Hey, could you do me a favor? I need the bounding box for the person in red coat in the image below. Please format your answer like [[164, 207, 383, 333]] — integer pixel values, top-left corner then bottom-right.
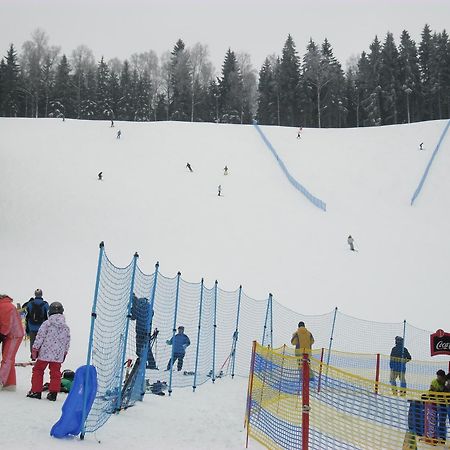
[[0, 294, 25, 390]]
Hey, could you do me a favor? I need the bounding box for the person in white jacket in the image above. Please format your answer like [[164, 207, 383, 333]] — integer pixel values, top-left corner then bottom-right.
[[27, 302, 70, 401]]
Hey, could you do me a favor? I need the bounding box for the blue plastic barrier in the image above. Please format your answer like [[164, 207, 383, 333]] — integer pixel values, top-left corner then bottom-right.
[[51, 365, 98, 439]]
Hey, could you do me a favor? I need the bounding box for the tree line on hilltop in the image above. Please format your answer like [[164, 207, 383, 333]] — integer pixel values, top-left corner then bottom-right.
[[0, 26, 449, 128]]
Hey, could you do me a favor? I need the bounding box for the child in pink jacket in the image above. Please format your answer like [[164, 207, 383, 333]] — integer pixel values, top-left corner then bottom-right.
[[0, 294, 25, 391], [27, 301, 70, 401]]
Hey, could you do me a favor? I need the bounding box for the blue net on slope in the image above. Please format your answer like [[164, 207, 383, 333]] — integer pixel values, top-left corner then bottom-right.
[[84, 244, 450, 436]]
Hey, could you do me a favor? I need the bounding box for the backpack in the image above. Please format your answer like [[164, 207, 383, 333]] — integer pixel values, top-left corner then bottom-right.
[[28, 301, 47, 325]]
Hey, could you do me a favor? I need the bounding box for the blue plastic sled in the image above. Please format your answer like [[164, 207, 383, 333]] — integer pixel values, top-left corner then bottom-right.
[[50, 365, 98, 438]]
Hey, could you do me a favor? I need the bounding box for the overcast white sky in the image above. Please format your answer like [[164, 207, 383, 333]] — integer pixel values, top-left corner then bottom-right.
[[1, 0, 450, 73]]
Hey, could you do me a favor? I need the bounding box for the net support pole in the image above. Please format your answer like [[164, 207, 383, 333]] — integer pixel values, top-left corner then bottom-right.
[[230, 285, 242, 379], [302, 352, 310, 450], [277, 344, 287, 413], [115, 251, 139, 412], [212, 280, 218, 382], [168, 271, 181, 396], [262, 294, 270, 346], [269, 293, 273, 349], [80, 241, 104, 439], [193, 278, 204, 392], [317, 347, 324, 393], [140, 261, 160, 397], [375, 353, 380, 395], [325, 307, 338, 382], [245, 340, 257, 448]]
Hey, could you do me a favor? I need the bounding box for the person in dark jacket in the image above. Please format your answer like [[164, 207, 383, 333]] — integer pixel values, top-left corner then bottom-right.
[[166, 326, 190, 371], [130, 294, 157, 369], [390, 336, 411, 396], [24, 289, 49, 354]]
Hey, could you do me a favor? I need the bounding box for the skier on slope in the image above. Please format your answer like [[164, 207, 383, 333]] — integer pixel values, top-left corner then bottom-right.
[[419, 142, 424, 150], [24, 289, 49, 355], [347, 235, 355, 251], [117, 130, 121, 139], [224, 166, 228, 175], [186, 163, 193, 172], [218, 185, 222, 196], [98, 172, 103, 181]]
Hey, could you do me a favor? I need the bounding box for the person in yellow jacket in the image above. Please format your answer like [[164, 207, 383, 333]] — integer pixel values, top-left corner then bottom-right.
[[291, 321, 314, 357]]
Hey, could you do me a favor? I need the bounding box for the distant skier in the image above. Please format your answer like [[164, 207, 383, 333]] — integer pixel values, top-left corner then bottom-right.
[[224, 166, 228, 175], [186, 163, 193, 172], [98, 172, 103, 181], [117, 130, 121, 139], [111, 119, 114, 128], [347, 235, 355, 251], [419, 142, 424, 150], [297, 127, 303, 139], [218, 185, 222, 196]]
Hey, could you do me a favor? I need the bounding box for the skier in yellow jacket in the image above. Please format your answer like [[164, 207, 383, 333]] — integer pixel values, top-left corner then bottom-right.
[[291, 321, 314, 357]]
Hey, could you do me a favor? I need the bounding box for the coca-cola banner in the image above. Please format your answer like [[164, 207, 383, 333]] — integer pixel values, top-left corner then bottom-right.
[[430, 329, 450, 356]]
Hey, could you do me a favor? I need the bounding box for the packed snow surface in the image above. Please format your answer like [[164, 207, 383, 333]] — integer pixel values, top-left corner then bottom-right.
[[1, 118, 449, 449]]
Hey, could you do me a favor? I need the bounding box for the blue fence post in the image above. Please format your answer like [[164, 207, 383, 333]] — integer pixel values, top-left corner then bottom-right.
[[168, 271, 181, 396], [325, 307, 338, 382], [230, 285, 242, 379], [115, 251, 139, 412], [80, 241, 104, 439], [212, 280, 218, 382], [193, 278, 204, 392], [262, 294, 271, 346], [269, 293, 273, 349], [139, 261, 160, 397]]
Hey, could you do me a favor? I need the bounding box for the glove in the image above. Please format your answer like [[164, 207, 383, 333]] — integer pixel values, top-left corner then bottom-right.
[[0, 333, 6, 343], [166, 340, 171, 345], [31, 348, 39, 361]]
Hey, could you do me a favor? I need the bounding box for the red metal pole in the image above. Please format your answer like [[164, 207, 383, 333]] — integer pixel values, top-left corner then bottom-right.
[[375, 353, 380, 395], [302, 353, 310, 450], [245, 341, 257, 448], [317, 348, 324, 393]]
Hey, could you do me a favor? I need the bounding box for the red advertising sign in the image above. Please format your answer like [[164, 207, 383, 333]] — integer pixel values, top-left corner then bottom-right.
[[430, 329, 450, 356]]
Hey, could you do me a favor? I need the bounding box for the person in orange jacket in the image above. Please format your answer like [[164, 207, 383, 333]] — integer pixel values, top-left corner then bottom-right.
[[0, 294, 25, 390], [291, 321, 314, 357]]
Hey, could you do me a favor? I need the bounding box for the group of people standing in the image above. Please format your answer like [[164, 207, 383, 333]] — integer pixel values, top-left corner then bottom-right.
[[0, 290, 70, 401]]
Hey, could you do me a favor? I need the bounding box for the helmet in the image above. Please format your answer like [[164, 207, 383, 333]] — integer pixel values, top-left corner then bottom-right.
[[49, 301, 64, 315], [35, 288, 43, 297]]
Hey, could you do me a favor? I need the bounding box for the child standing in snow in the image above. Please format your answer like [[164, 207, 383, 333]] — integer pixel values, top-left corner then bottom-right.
[[27, 301, 70, 401]]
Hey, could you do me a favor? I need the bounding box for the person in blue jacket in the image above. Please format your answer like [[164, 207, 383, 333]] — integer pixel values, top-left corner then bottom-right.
[[166, 326, 190, 371], [390, 336, 411, 396], [24, 289, 49, 355], [130, 294, 157, 369]]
